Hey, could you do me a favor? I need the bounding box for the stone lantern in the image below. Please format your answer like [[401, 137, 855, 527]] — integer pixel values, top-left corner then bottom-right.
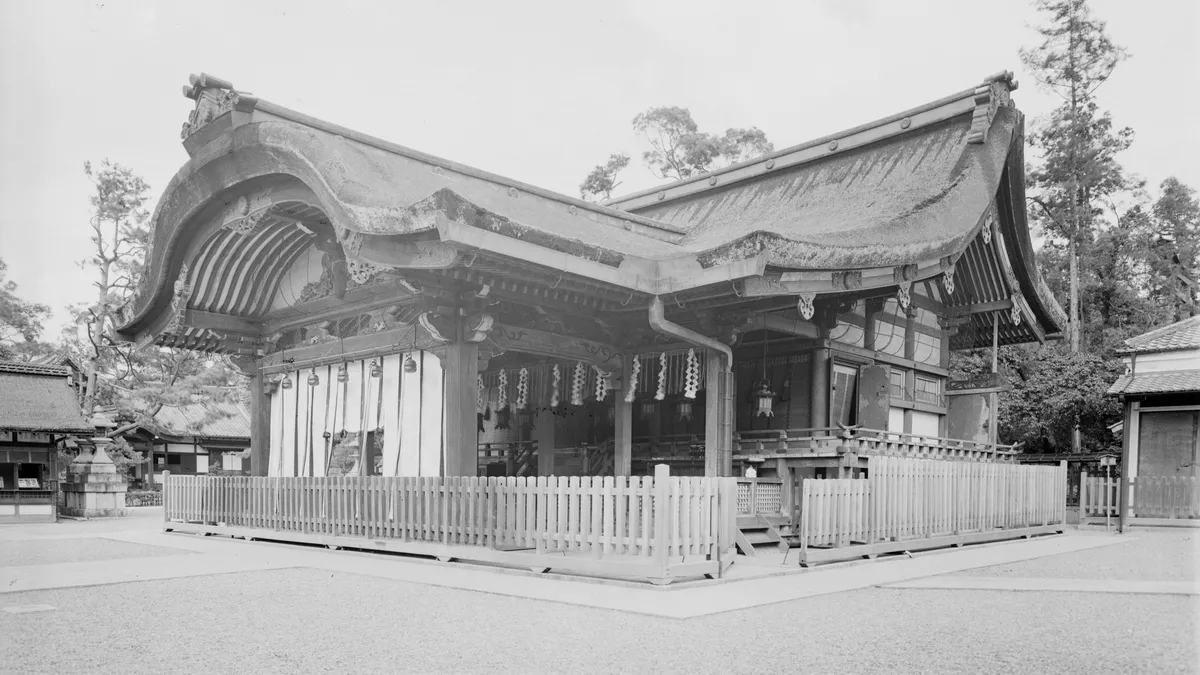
[[60, 437, 129, 518]]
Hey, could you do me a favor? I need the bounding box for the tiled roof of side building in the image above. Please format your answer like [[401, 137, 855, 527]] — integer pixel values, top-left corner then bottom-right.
[[1120, 316, 1200, 354], [1107, 369, 1200, 396], [146, 399, 251, 440]]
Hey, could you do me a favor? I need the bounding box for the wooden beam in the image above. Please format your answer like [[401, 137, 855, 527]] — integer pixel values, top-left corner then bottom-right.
[[259, 324, 440, 374], [183, 310, 263, 334], [490, 323, 623, 372]]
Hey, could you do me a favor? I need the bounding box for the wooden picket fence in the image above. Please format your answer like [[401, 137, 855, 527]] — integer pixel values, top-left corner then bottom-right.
[[1080, 474, 1199, 524], [796, 457, 1067, 564], [1129, 475, 1199, 520], [1079, 471, 1119, 520], [161, 466, 738, 585]]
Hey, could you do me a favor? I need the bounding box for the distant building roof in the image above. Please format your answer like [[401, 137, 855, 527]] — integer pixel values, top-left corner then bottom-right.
[[0, 361, 94, 433], [146, 399, 250, 441], [1107, 369, 1200, 396], [1119, 316, 1200, 355]]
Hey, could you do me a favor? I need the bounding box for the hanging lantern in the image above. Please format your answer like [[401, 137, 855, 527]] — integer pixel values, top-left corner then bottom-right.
[[337, 364, 349, 383], [281, 373, 294, 390], [677, 398, 694, 422], [639, 399, 657, 419], [307, 369, 320, 387], [495, 406, 512, 430], [403, 354, 418, 373], [370, 359, 382, 378], [752, 380, 776, 417]]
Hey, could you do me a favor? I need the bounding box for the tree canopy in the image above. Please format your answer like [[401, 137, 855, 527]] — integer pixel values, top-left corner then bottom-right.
[[0, 258, 51, 360]]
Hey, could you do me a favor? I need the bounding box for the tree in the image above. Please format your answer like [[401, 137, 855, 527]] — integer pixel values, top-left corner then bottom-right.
[[70, 161, 241, 450], [631, 106, 773, 181], [78, 160, 151, 418], [1146, 177, 1199, 320], [0, 258, 51, 360], [1021, 0, 1135, 355], [579, 153, 631, 202]]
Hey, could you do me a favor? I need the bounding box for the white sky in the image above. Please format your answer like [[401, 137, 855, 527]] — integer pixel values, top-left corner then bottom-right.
[[1, 0, 1196, 339]]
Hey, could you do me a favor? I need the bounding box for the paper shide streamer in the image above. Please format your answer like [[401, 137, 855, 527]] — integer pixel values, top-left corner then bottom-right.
[[655, 352, 667, 401], [624, 356, 641, 403], [551, 365, 561, 407], [571, 361, 585, 406], [684, 348, 700, 399]]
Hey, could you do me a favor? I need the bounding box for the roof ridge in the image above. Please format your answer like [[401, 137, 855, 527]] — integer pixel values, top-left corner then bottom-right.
[[605, 70, 1018, 211]]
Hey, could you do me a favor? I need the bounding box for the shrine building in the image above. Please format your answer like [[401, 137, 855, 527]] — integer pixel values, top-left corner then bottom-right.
[[114, 70, 1066, 483]]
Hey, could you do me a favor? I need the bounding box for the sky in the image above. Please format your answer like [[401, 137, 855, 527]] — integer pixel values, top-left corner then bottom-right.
[[1, 0, 1197, 340]]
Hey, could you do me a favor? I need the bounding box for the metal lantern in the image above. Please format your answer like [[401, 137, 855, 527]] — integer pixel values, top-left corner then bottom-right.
[[281, 373, 294, 390], [307, 369, 320, 387], [752, 380, 776, 417], [677, 398, 694, 422], [337, 364, 349, 383], [403, 354, 418, 373], [369, 359, 382, 378], [639, 400, 657, 419], [495, 406, 512, 431]]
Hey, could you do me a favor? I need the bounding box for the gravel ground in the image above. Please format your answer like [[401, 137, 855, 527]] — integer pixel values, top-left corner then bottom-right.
[[0, 537, 190, 567], [960, 529, 1198, 582], [3, 567, 1196, 675]]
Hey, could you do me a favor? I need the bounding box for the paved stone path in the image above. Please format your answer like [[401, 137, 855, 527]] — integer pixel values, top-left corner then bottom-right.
[[1, 511, 1196, 674]]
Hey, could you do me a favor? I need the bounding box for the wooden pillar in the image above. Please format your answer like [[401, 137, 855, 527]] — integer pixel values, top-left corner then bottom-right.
[[903, 305, 917, 435], [1117, 399, 1133, 533], [704, 349, 733, 477], [442, 341, 479, 477], [249, 370, 270, 477], [989, 312, 1000, 447], [535, 407, 556, 476], [614, 354, 633, 477], [810, 347, 830, 429]]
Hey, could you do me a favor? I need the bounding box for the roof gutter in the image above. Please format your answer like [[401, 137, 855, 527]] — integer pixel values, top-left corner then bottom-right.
[[648, 296, 733, 371]]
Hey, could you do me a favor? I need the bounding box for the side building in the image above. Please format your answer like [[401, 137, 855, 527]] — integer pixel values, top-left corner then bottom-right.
[[1109, 315, 1200, 526], [0, 361, 95, 523]]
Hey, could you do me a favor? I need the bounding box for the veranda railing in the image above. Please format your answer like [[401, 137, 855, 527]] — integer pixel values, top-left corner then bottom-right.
[[795, 457, 1067, 564], [161, 465, 738, 585], [734, 427, 1018, 463]]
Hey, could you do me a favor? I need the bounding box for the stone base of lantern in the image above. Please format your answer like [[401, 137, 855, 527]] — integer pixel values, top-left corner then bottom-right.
[[60, 438, 130, 519]]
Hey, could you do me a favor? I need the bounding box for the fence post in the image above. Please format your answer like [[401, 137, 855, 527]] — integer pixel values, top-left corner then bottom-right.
[[653, 464, 671, 583], [161, 471, 171, 530]]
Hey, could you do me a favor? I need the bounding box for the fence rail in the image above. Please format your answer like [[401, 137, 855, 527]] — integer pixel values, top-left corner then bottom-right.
[[795, 457, 1066, 564], [162, 466, 737, 585]]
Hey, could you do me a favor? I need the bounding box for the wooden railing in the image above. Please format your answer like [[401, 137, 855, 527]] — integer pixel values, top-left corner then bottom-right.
[[161, 466, 738, 585], [795, 457, 1066, 564], [734, 427, 1017, 463], [477, 441, 538, 477]]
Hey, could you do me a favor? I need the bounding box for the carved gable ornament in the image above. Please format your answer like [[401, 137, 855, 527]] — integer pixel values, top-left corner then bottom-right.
[[181, 73, 258, 140], [967, 71, 1017, 145]]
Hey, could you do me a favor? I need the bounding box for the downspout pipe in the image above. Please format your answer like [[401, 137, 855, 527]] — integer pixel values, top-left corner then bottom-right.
[[647, 296, 733, 370]]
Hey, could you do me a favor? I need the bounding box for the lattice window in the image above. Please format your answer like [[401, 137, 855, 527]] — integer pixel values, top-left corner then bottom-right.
[[889, 368, 907, 400]]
